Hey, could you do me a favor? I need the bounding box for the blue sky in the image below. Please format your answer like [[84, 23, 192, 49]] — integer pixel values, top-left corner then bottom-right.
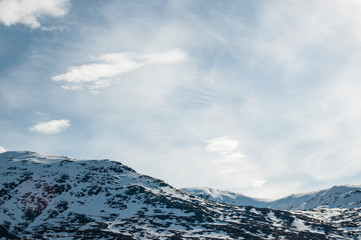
[[1, 0, 361, 199]]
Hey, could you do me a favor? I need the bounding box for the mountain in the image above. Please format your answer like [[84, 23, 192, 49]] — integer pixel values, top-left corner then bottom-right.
[[181, 185, 361, 210], [1, 151, 360, 239], [269, 185, 361, 210], [181, 187, 270, 208]]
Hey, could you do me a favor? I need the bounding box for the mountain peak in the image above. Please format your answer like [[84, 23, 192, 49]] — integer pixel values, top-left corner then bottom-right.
[[0, 151, 73, 163]]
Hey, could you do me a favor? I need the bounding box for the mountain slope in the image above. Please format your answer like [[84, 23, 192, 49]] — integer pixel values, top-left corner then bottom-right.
[[1, 151, 360, 239], [269, 185, 361, 210], [181, 187, 270, 208], [181, 185, 361, 210]]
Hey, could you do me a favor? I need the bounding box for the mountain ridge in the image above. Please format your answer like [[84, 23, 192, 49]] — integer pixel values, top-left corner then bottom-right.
[[1, 151, 360, 239], [181, 184, 361, 210]]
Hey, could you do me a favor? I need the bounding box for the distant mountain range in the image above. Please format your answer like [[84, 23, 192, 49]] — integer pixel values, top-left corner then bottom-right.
[[181, 185, 361, 210], [1, 151, 360, 239]]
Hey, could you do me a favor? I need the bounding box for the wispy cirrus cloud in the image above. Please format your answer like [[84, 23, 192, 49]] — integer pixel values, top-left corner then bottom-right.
[[205, 137, 239, 153], [29, 119, 70, 134], [205, 137, 266, 189], [0, 0, 70, 29], [212, 152, 246, 164], [248, 0, 361, 73], [52, 50, 187, 94]]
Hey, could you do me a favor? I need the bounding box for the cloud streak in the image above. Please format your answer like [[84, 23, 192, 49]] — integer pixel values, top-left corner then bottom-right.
[[52, 50, 187, 94], [205, 137, 238, 153], [0, 0, 69, 29], [205, 137, 267, 190], [29, 119, 70, 134]]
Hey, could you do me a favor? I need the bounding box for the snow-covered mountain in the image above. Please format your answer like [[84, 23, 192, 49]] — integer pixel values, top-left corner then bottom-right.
[[181, 185, 361, 210], [269, 185, 361, 210], [1, 151, 360, 239], [181, 187, 270, 208]]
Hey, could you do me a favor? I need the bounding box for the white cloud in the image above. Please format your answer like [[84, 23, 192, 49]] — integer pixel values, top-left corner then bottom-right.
[[52, 50, 187, 94], [212, 152, 246, 163], [29, 119, 70, 134], [204, 137, 270, 193], [0, 146, 6, 153], [0, 0, 69, 29], [252, 180, 266, 188], [205, 137, 238, 153]]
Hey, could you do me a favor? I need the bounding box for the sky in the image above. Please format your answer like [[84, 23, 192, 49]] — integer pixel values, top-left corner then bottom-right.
[[1, 0, 361, 199]]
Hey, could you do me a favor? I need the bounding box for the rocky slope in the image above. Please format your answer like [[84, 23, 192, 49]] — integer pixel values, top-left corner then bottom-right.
[[1, 151, 360, 239]]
